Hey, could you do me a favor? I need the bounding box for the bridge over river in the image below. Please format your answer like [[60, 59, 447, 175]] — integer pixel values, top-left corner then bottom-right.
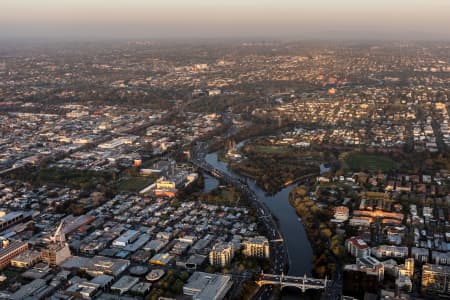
[[257, 273, 328, 293]]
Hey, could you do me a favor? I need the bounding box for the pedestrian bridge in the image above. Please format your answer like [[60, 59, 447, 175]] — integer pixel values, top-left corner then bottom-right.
[[256, 273, 328, 293]]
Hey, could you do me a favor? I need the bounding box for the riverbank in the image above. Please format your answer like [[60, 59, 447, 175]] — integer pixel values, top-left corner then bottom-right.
[[289, 186, 345, 279]]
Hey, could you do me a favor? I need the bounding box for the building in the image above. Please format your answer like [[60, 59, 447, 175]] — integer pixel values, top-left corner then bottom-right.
[[343, 256, 384, 299], [334, 206, 350, 221], [209, 242, 234, 267], [61, 214, 96, 236], [143, 239, 168, 252], [41, 243, 71, 267], [41, 221, 72, 266], [397, 258, 414, 278], [0, 211, 25, 231], [356, 256, 385, 281], [0, 240, 28, 269], [381, 259, 398, 277], [65, 280, 100, 299], [432, 251, 450, 265], [183, 272, 233, 300], [421, 264, 450, 296], [372, 245, 408, 259], [149, 253, 173, 266], [396, 276, 412, 293], [10, 250, 41, 268], [345, 237, 370, 258], [112, 230, 140, 248], [110, 275, 139, 295], [242, 236, 270, 259], [9, 279, 48, 300], [61, 256, 130, 278], [411, 247, 429, 263], [154, 178, 178, 197]]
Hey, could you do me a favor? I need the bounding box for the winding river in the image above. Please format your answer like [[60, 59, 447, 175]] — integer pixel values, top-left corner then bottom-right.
[[204, 151, 315, 298]]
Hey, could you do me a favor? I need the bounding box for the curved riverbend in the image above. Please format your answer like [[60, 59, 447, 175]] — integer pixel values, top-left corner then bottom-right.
[[205, 152, 314, 277]]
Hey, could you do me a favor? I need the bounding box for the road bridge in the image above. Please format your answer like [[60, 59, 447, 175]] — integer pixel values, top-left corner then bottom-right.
[[256, 273, 328, 293]]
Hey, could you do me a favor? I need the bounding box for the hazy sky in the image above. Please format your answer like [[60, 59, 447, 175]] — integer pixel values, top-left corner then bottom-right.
[[1, 0, 450, 40]]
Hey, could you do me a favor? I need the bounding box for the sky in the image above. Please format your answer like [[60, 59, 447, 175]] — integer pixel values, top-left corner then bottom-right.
[[1, 0, 450, 40]]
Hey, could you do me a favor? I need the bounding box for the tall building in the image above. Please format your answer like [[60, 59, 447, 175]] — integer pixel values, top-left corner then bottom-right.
[[209, 242, 234, 267], [41, 221, 71, 267], [421, 264, 450, 296], [242, 236, 270, 259]]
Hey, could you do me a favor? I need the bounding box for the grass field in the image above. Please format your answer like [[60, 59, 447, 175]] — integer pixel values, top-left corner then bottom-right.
[[252, 145, 291, 155], [118, 176, 158, 192], [344, 152, 399, 172]]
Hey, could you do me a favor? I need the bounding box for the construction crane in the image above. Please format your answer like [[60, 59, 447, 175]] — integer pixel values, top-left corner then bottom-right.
[[51, 221, 66, 244]]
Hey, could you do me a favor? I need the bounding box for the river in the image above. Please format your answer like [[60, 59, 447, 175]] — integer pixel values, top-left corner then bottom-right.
[[202, 172, 220, 193], [204, 151, 315, 299]]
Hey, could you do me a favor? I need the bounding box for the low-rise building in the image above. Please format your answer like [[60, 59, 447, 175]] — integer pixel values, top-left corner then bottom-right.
[[111, 275, 139, 295], [149, 253, 173, 266], [61, 256, 130, 278], [10, 250, 41, 268], [183, 272, 233, 300], [112, 230, 140, 248], [0, 240, 28, 269]]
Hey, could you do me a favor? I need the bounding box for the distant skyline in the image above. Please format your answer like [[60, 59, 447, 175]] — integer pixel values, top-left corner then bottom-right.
[[2, 0, 450, 40]]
